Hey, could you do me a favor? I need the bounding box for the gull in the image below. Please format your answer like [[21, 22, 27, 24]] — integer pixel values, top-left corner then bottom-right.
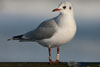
[[8, 1, 76, 65]]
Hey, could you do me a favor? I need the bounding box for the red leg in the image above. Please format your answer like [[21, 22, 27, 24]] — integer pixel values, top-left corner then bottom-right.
[[48, 47, 53, 65], [55, 46, 60, 64]]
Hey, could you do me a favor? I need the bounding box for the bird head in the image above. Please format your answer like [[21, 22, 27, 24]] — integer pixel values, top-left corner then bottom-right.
[[52, 2, 74, 15]]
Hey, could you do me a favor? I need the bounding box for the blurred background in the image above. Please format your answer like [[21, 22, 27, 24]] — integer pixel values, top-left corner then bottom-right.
[[0, 0, 100, 62]]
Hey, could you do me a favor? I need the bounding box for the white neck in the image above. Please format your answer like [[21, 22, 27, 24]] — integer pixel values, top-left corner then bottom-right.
[[55, 13, 75, 28]]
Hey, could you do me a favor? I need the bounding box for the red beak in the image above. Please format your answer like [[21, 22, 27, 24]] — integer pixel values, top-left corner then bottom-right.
[[52, 8, 61, 12]]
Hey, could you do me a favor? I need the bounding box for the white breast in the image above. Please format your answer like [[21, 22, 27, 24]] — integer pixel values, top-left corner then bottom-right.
[[38, 16, 76, 48], [38, 13, 76, 48], [48, 20, 76, 47]]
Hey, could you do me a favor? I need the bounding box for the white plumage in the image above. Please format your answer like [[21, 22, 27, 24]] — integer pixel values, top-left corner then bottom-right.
[[9, 1, 77, 65]]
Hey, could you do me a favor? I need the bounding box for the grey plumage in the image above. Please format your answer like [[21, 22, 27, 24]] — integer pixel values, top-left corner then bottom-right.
[[18, 18, 57, 41], [8, 2, 77, 64]]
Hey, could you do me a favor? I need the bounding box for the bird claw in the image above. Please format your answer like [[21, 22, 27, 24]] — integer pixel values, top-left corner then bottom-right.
[[49, 59, 54, 65], [54, 60, 59, 64], [49, 60, 60, 65]]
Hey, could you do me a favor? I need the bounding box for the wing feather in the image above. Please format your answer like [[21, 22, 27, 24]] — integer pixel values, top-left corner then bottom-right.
[[23, 19, 57, 41]]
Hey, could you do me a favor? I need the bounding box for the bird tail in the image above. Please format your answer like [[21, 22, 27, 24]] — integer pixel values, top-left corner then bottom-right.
[[8, 35, 24, 41]]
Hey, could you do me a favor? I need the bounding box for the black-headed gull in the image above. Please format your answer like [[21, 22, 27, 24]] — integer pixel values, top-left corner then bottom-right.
[[8, 1, 76, 65]]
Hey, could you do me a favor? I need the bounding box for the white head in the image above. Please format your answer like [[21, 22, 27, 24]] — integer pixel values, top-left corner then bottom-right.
[[53, 2, 74, 15]]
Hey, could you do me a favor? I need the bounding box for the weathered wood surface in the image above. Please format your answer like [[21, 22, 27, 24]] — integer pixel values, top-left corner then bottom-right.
[[0, 62, 68, 67], [0, 62, 100, 67]]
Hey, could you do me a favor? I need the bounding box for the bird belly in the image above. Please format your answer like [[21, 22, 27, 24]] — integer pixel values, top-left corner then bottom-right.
[[38, 27, 76, 48]]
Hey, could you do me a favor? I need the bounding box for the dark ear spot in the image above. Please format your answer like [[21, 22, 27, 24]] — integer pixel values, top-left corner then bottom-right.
[[69, 6, 71, 10]]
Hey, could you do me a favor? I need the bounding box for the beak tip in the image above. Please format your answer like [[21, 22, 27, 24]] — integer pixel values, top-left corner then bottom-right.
[[52, 8, 61, 12]]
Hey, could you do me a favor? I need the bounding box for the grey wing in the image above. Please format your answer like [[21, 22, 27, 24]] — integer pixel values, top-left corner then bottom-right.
[[23, 19, 57, 41]]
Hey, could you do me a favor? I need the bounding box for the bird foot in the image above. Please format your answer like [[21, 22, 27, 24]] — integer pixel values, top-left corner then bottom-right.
[[49, 60, 60, 65], [49, 59, 54, 65], [54, 60, 59, 64]]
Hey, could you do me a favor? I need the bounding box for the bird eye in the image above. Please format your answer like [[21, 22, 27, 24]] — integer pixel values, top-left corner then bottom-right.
[[63, 6, 66, 9], [69, 6, 71, 10]]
